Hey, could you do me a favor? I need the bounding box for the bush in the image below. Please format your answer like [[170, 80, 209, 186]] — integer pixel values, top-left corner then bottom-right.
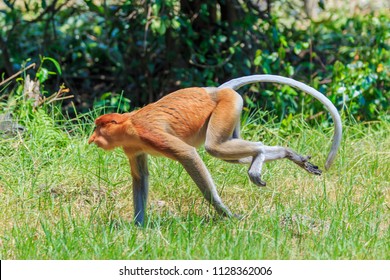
[[0, 1, 388, 121]]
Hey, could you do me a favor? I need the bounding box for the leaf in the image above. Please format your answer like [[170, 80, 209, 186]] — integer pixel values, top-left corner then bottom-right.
[[171, 18, 181, 30], [253, 56, 262, 66], [100, 92, 113, 100], [152, 3, 160, 16], [262, 62, 271, 74], [333, 61, 345, 74], [158, 21, 167, 35], [218, 35, 227, 43], [244, 96, 256, 108], [85, 0, 104, 14], [43, 57, 62, 75], [36, 68, 49, 83], [294, 42, 302, 55], [151, 19, 166, 35], [286, 64, 295, 76], [278, 46, 286, 60]]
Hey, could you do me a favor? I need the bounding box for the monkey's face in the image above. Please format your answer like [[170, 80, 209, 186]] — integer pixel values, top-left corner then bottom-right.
[[88, 113, 130, 150]]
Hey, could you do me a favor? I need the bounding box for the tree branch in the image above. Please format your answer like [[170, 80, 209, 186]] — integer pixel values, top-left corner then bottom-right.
[[0, 63, 36, 87]]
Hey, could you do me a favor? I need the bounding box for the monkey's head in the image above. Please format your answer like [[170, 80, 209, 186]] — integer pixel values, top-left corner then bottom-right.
[[88, 113, 131, 150]]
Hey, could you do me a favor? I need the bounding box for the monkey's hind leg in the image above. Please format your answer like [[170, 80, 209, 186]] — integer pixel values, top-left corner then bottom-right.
[[247, 145, 322, 186]]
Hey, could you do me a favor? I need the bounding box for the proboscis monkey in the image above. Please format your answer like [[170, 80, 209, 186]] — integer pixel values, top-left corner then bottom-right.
[[88, 75, 342, 225]]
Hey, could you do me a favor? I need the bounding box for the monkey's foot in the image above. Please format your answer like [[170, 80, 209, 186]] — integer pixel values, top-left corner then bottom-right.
[[303, 161, 322, 175], [293, 155, 322, 176], [248, 171, 267, 187]]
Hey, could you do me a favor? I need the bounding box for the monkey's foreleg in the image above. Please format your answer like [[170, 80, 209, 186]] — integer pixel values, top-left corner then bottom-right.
[[129, 154, 149, 226], [178, 149, 235, 218]]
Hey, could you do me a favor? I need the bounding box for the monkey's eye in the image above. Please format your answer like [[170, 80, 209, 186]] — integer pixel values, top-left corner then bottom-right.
[[110, 120, 117, 124]]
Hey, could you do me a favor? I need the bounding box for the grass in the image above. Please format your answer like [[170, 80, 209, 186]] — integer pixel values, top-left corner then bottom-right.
[[0, 106, 389, 260]]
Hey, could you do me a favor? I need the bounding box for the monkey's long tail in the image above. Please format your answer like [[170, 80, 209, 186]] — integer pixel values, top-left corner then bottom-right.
[[218, 75, 342, 170]]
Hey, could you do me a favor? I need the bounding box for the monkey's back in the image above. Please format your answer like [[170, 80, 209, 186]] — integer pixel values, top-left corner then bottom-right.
[[132, 87, 216, 147]]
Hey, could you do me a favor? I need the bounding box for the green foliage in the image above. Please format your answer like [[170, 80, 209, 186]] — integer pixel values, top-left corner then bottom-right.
[[0, 1, 388, 121], [332, 59, 387, 120], [1, 55, 64, 113], [93, 91, 132, 113], [312, 14, 390, 121], [36, 56, 62, 84]]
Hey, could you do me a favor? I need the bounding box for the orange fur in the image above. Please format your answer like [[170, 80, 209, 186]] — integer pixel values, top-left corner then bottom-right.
[[89, 83, 327, 225], [89, 88, 217, 157]]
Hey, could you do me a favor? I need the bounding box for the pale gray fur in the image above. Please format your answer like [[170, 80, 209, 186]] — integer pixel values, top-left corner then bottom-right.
[[218, 74, 342, 170]]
